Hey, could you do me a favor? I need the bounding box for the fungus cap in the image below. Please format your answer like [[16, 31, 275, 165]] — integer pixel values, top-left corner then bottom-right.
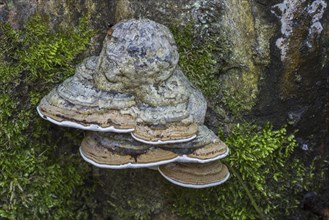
[[37, 68, 136, 132], [80, 131, 182, 168], [158, 160, 230, 188], [79, 126, 229, 168], [79, 134, 178, 169]]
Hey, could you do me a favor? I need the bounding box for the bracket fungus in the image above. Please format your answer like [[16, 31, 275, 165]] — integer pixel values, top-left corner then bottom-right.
[[37, 19, 230, 188], [158, 161, 230, 188], [79, 126, 229, 169]]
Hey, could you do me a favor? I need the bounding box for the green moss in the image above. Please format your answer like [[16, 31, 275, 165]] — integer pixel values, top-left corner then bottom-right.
[[0, 13, 95, 219], [171, 25, 219, 97], [220, 68, 259, 115], [171, 24, 259, 116], [170, 123, 316, 219]]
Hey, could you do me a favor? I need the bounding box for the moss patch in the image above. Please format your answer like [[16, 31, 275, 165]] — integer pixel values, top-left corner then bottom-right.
[[220, 66, 259, 115], [0, 13, 95, 219], [171, 24, 220, 98], [170, 123, 317, 219], [171, 22, 260, 116]]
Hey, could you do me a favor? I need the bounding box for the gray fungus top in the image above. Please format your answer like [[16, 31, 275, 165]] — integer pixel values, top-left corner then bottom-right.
[[94, 19, 179, 92]]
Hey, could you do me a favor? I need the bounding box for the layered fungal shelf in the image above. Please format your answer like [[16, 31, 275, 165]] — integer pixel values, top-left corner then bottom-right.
[[37, 19, 230, 188]]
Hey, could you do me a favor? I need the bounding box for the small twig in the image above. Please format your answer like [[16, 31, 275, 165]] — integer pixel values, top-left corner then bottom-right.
[[225, 163, 267, 220]]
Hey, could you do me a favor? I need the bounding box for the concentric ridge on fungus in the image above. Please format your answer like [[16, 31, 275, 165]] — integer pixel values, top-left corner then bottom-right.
[[158, 161, 230, 188], [37, 18, 230, 188]]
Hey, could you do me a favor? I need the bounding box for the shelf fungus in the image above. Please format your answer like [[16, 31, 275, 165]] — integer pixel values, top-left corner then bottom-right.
[[37, 18, 230, 188], [158, 161, 230, 188], [79, 126, 229, 169]]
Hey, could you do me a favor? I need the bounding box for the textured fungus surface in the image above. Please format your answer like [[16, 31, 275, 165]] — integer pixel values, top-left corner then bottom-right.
[[94, 19, 179, 92], [37, 56, 137, 132], [79, 126, 229, 169]]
